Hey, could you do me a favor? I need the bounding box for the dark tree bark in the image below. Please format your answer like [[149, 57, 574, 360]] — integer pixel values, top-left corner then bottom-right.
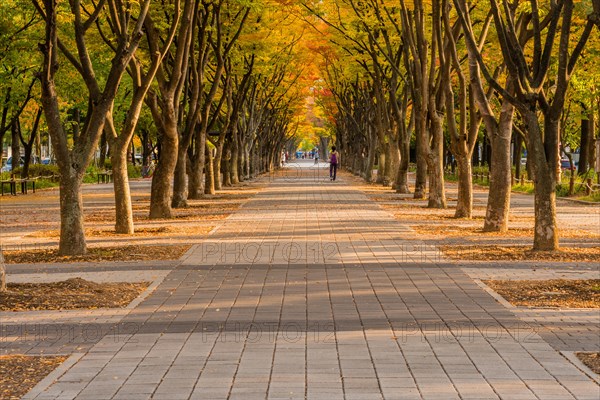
[[35, 0, 152, 254], [10, 120, 20, 173], [145, 0, 196, 218], [455, 0, 595, 249], [579, 118, 590, 175], [18, 108, 43, 178]]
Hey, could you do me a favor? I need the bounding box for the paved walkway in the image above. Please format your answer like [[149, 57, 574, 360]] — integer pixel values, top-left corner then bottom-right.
[[24, 163, 600, 399]]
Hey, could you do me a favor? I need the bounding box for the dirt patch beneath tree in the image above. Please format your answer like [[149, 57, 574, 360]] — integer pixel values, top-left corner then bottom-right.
[[412, 225, 598, 239], [83, 203, 238, 223], [483, 279, 600, 308], [576, 352, 600, 374], [4, 244, 191, 264], [441, 245, 600, 262], [0, 278, 150, 311], [0, 355, 67, 400], [26, 225, 213, 239]]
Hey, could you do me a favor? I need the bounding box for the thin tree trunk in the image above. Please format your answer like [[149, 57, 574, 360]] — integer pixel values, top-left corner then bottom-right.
[[427, 115, 447, 208], [455, 157, 473, 218], [205, 144, 215, 195], [244, 145, 251, 179], [514, 133, 523, 180], [231, 136, 240, 184], [376, 148, 385, 184], [111, 149, 134, 233], [579, 118, 590, 175], [10, 120, 20, 172], [99, 130, 107, 168], [213, 143, 224, 190], [395, 139, 410, 193], [223, 147, 232, 187], [483, 100, 514, 232], [365, 133, 377, 182], [172, 146, 189, 207], [527, 113, 559, 250], [150, 125, 178, 219], [189, 131, 206, 199], [59, 173, 86, 255], [414, 112, 427, 198], [533, 173, 558, 250], [387, 138, 400, 187]]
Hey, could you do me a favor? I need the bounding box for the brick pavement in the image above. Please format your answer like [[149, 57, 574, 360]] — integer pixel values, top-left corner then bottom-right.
[[463, 268, 600, 353], [22, 164, 600, 399]]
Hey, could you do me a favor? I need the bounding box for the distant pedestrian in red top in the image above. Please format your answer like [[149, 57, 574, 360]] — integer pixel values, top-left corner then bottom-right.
[[329, 146, 339, 181]]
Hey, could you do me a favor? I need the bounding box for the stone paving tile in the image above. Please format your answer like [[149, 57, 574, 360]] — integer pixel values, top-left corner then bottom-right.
[[464, 267, 600, 352], [0, 270, 170, 356], [25, 165, 600, 399]]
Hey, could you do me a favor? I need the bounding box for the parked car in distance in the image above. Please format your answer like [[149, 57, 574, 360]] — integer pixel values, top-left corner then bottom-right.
[[1, 156, 44, 172], [560, 158, 576, 171], [1, 156, 23, 173]]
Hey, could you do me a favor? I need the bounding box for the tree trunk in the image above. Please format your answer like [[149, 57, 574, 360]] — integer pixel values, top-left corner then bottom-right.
[[427, 116, 447, 209], [387, 138, 400, 188], [223, 148, 232, 187], [205, 144, 215, 195], [59, 172, 87, 255], [589, 112, 596, 175], [483, 101, 514, 232], [455, 157, 473, 218], [10, 120, 20, 172], [365, 142, 376, 183], [245, 145, 251, 179], [514, 133, 523, 180], [533, 173, 558, 250], [376, 147, 385, 184], [172, 146, 189, 208], [395, 139, 410, 194], [189, 131, 206, 199], [231, 135, 240, 184], [99, 129, 107, 168], [579, 118, 590, 175], [527, 111, 559, 250], [111, 149, 134, 234], [22, 142, 33, 178], [414, 112, 427, 199], [213, 141, 224, 190], [149, 127, 178, 219]]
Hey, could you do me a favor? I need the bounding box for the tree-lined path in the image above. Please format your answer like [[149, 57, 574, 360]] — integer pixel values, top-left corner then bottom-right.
[[26, 161, 599, 400]]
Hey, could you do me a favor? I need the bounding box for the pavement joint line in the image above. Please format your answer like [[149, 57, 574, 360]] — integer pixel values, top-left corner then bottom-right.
[[5, 165, 599, 399], [473, 278, 516, 310], [125, 272, 169, 310], [22, 353, 85, 400], [560, 351, 600, 384]]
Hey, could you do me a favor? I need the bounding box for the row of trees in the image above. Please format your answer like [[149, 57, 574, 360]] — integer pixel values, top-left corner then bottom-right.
[[307, 0, 600, 250], [2, 0, 309, 255]]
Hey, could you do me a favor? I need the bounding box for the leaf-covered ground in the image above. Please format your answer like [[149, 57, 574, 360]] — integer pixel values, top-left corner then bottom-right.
[[4, 244, 191, 264], [442, 245, 600, 262], [411, 224, 599, 239], [0, 278, 149, 311], [0, 355, 67, 400], [483, 279, 600, 308], [576, 352, 600, 374], [25, 225, 213, 239]]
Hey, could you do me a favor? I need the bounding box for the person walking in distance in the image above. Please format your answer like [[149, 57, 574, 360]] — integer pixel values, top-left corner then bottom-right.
[[329, 146, 339, 181]]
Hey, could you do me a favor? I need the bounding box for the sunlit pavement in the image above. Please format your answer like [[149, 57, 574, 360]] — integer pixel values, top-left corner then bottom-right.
[[21, 162, 600, 399]]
